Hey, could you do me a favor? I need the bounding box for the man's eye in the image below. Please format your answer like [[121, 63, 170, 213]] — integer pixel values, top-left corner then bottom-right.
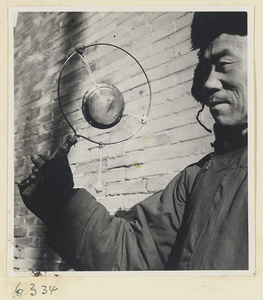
[[219, 60, 232, 65], [216, 61, 233, 72]]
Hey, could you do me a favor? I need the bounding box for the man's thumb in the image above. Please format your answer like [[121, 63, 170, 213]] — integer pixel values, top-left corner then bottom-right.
[[31, 154, 48, 168]]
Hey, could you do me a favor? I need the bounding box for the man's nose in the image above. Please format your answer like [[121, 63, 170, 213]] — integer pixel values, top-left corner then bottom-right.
[[204, 66, 222, 93]]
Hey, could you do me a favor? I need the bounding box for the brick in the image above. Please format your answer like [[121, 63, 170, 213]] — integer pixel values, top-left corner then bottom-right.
[[152, 82, 192, 106], [133, 22, 152, 40], [34, 132, 52, 145], [147, 62, 173, 82], [102, 65, 133, 88], [14, 226, 27, 238], [116, 14, 134, 30], [14, 247, 24, 259], [75, 160, 107, 175], [172, 94, 200, 114], [14, 205, 30, 217], [14, 194, 24, 207], [122, 33, 148, 54], [106, 125, 139, 145], [137, 160, 173, 177], [14, 237, 33, 248], [59, 12, 91, 30], [131, 12, 154, 28], [149, 38, 168, 57], [173, 26, 192, 45], [117, 72, 146, 93], [172, 51, 198, 74], [127, 38, 152, 62], [106, 179, 148, 196], [70, 149, 97, 164], [174, 39, 193, 58], [101, 168, 125, 183], [130, 84, 149, 102], [27, 225, 47, 237], [169, 123, 211, 144], [143, 132, 169, 149], [131, 48, 175, 76], [173, 139, 201, 156], [152, 12, 179, 31], [125, 97, 150, 117], [25, 247, 58, 260], [175, 13, 193, 30], [86, 21, 118, 44], [148, 109, 196, 134], [149, 102, 173, 120], [61, 19, 88, 41], [14, 157, 25, 169], [125, 164, 146, 180], [14, 216, 26, 226], [175, 65, 196, 85], [30, 237, 48, 249], [25, 215, 44, 225], [74, 171, 116, 192], [14, 258, 27, 270], [107, 151, 146, 169], [128, 123, 153, 140], [144, 12, 166, 24], [124, 136, 145, 153], [151, 21, 176, 43], [151, 74, 177, 94]]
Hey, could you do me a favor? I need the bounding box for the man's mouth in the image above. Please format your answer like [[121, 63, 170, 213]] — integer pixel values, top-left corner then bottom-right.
[[210, 101, 226, 108], [208, 96, 230, 109]]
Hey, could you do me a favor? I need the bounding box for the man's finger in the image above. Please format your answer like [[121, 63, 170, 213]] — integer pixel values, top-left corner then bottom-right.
[[31, 154, 47, 168], [28, 173, 37, 183], [32, 166, 39, 175]]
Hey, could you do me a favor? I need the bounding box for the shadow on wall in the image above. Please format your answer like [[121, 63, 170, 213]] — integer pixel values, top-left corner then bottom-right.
[[14, 12, 92, 272]]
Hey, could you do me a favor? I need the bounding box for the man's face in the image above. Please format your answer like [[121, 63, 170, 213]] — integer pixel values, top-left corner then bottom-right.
[[201, 33, 247, 127]]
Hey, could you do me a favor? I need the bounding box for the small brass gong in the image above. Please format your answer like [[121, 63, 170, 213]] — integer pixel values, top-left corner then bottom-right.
[[82, 83, 125, 129]]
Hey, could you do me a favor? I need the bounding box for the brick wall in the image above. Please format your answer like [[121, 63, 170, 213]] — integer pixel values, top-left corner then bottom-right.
[[13, 11, 214, 272]]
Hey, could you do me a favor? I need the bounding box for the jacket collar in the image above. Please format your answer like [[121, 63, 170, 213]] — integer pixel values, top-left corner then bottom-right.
[[212, 123, 248, 154]]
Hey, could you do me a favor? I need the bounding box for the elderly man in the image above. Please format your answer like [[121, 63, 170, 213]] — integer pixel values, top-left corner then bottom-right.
[[19, 12, 249, 270]]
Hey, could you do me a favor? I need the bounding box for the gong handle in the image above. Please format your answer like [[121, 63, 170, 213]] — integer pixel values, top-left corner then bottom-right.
[[49, 135, 78, 160], [19, 135, 78, 197]]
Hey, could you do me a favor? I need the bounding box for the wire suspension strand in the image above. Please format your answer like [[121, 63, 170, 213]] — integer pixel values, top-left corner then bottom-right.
[[78, 51, 97, 86], [57, 51, 78, 137], [94, 145, 103, 193]]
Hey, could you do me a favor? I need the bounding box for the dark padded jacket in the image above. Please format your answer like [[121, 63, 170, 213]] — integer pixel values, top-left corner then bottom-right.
[[45, 141, 248, 271]]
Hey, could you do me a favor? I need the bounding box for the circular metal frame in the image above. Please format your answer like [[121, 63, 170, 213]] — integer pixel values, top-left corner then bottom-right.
[[57, 42, 152, 146]]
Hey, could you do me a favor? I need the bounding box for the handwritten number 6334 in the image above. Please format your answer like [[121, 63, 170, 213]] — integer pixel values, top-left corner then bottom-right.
[[14, 282, 58, 297]]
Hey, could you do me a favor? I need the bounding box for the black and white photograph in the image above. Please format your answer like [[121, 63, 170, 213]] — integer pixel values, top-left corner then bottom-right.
[[9, 7, 254, 276]]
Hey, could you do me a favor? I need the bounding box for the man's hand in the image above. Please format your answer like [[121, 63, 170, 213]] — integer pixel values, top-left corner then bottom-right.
[[18, 154, 74, 224]]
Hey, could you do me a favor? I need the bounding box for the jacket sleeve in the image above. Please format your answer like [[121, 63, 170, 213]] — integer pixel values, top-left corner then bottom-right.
[[45, 166, 199, 271]]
